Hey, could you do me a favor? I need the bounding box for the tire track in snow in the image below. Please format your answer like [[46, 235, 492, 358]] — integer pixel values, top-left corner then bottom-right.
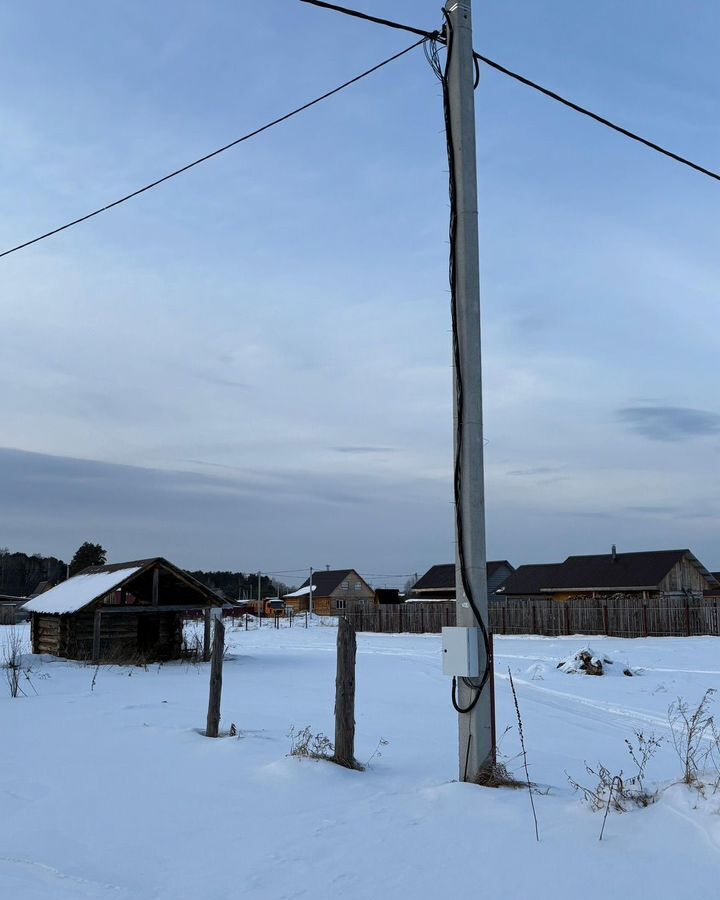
[[495, 673, 673, 733], [0, 856, 126, 895]]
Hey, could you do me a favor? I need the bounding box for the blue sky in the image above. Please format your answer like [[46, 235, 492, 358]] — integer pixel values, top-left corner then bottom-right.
[[1, 1, 718, 580]]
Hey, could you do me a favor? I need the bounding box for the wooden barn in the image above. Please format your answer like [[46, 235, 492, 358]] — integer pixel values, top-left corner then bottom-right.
[[24, 557, 225, 663]]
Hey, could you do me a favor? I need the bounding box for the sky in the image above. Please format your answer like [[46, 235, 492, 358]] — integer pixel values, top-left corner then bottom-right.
[[1, 1, 718, 582]]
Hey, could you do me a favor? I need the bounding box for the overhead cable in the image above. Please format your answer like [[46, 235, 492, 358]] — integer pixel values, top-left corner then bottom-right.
[[302, 1, 720, 183], [473, 51, 720, 183], [0, 38, 425, 260]]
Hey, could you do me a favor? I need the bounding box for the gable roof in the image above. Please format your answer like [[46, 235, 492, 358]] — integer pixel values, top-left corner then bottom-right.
[[23, 557, 225, 615], [298, 569, 368, 595], [413, 561, 513, 592], [497, 550, 716, 595], [496, 563, 564, 596], [549, 549, 704, 591], [23, 565, 144, 614]]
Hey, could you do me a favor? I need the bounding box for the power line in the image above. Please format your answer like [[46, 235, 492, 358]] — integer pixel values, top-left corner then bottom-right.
[[0, 37, 425, 260], [299, 0, 437, 40], [302, 2, 720, 183], [473, 51, 720, 183]]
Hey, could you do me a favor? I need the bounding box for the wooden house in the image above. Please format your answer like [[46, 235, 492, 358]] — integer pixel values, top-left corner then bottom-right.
[[409, 561, 515, 602], [706, 572, 720, 599], [283, 569, 374, 615], [496, 548, 718, 602], [25, 557, 225, 663]]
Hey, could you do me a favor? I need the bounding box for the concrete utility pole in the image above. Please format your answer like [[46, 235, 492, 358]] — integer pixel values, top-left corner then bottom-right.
[[257, 570, 262, 617], [447, 0, 494, 781], [308, 566, 314, 617]]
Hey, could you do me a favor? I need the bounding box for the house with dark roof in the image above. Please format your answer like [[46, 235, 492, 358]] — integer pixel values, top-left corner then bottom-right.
[[706, 572, 720, 599], [283, 569, 375, 615], [496, 548, 718, 601], [25, 557, 225, 662], [409, 561, 514, 602]]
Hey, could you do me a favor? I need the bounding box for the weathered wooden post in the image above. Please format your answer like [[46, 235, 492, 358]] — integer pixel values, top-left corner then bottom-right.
[[203, 608, 212, 662], [333, 617, 357, 769], [205, 617, 225, 738], [92, 609, 102, 663]]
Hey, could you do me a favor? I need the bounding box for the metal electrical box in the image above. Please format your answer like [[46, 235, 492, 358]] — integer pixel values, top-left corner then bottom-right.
[[441, 626, 480, 677]]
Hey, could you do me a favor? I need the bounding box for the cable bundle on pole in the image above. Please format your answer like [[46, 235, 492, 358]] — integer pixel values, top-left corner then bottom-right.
[[426, 19, 492, 715]]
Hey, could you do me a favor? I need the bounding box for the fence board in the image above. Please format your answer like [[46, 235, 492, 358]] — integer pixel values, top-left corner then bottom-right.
[[343, 593, 715, 638]]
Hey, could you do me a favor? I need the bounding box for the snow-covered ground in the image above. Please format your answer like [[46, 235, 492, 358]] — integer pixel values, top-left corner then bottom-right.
[[3, 621, 720, 899]]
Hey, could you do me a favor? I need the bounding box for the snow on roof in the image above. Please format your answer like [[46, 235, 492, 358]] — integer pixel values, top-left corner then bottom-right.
[[22, 567, 142, 615], [283, 585, 316, 598]]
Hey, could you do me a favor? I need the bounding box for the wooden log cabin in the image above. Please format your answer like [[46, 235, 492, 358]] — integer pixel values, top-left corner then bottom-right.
[[495, 548, 718, 602], [24, 557, 225, 663]]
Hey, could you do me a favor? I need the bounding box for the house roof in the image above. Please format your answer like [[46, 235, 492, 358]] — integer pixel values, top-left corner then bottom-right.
[[413, 561, 513, 592], [495, 564, 564, 596], [22, 565, 144, 615], [283, 585, 316, 598], [549, 550, 710, 591], [23, 557, 226, 615], [497, 550, 718, 595], [298, 569, 368, 595]]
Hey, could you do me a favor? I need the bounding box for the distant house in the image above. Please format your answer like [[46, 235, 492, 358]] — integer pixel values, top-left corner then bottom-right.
[[283, 569, 374, 615], [0, 593, 27, 624], [706, 572, 720, 599], [496, 548, 718, 601], [409, 561, 515, 601], [24, 557, 225, 662]]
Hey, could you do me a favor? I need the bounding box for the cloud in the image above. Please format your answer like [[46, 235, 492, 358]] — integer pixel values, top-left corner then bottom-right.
[[616, 406, 720, 441], [0, 447, 449, 572]]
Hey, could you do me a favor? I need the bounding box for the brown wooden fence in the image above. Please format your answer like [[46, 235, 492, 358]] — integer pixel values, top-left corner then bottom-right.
[[344, 593, 720, 638]]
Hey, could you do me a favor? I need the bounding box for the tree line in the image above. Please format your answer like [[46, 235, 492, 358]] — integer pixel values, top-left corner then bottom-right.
[[0, 544, 291, 600]]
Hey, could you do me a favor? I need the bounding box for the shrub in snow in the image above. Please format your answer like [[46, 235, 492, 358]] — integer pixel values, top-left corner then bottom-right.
[[3, 627, 26, 698], [288, 725, 334, 761], [668, 689, 720, 790], [557, 647, 636, 677], [567, 728, 662, 833]]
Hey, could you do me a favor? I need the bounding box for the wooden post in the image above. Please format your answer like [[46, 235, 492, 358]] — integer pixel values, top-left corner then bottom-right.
[[488, 632, 497, 766], [152, 567, 159, 607], [531, 604, 537, 635], [603, 605, 610, 636], [203, 608, 212, 662], [92, 609, 102, 662], [685, 596, 691, 637], [333, 617, 357, 769], [642, 605, 649, 638], [502, 606, 506, 636], [205, 618, 224, 738]]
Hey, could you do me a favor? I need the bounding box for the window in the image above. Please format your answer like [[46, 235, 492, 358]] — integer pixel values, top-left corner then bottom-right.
[[354, 582, 361, 591], [342, 581, 349, 591], [335, 599, 346, 610]]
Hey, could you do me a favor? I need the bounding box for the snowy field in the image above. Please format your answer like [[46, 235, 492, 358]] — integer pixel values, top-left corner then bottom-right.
[[3, 621, 720, 899]]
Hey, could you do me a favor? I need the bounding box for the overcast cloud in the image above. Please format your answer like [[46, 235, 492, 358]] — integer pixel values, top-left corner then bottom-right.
[[0, 1, 718, 578]]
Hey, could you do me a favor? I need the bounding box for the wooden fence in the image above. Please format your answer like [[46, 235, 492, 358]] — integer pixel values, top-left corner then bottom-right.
[[344, 593, 720, 639]]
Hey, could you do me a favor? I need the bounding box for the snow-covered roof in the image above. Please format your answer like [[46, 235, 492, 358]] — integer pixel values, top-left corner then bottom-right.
[[22, 567, 142, 615], [283, 585, 316, 598]]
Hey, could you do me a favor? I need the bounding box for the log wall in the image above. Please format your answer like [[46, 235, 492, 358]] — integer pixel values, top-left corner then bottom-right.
[[31, 611, 184, 661]]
